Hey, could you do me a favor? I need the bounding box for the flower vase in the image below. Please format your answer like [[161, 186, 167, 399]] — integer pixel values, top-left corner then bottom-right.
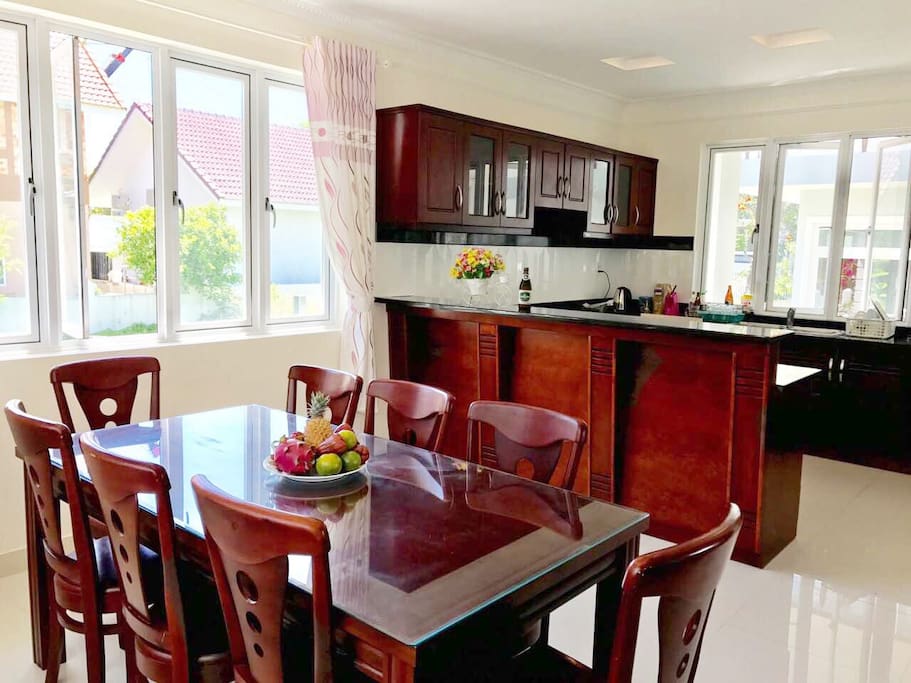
[[462, 277, 490, 304]]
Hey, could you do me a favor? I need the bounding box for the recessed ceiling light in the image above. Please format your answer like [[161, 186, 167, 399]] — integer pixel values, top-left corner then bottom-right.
[[600, 56, 675, 71], [751, 28, 833, 49]]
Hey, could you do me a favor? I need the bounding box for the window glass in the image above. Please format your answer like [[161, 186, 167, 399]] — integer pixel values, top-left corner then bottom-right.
[[266, 81, 327, 321], [0, 23, 37, 342], [174, 63, 249, 327], [702, 147, 763, 303], [768, 140, 840, 313], [837, 136, 911, 319], [51, 32, 157, 337]]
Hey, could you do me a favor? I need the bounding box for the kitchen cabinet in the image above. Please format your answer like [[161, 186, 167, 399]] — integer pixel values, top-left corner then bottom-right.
[[376, 105, 658, 239], [779, 335, 910, 462], [532, 141, 591, 212]]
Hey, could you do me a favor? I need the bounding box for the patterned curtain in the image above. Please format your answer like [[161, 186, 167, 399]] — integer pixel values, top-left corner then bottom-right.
[[303, 37, 376, 385]]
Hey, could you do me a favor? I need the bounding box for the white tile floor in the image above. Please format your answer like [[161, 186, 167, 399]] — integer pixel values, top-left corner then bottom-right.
[[2, 455, 909, 681]]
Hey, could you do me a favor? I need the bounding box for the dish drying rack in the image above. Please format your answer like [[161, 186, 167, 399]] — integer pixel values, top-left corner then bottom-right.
[[845, 301, 895, 339]]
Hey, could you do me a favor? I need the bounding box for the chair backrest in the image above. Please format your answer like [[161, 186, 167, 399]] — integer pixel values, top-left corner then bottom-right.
[[78, 432, 190, 680], [51, 356, 160, 432], [466, 400, 587, 489], [191, 475, 333, 683], [607, 503, 742, 683], [285, 365, 362, 426], [4, 400, 100, 602], [364, 379, 454, 451]]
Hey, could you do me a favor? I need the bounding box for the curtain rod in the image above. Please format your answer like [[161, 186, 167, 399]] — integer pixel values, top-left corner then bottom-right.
[[132, 0, 310, 47]]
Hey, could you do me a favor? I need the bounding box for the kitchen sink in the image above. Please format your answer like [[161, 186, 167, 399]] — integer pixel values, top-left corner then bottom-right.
[[740, 321, 844, 337]]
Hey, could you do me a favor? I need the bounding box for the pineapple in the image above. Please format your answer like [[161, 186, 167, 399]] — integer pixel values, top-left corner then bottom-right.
[[303, 391, 333, 447]]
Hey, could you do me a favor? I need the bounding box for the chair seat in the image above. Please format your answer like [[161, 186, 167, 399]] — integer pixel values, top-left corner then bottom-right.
[[93, 536, 161, 592]]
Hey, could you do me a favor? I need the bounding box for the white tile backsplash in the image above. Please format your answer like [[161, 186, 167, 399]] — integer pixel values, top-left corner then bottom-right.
[[374, 243, 694, 304]]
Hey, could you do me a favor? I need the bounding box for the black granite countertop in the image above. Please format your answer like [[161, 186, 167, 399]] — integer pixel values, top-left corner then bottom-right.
[[376, 296, 794, 342]]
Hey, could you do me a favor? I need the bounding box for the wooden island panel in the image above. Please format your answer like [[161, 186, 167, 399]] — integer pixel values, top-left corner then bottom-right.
[[383, 302, 801, 567]]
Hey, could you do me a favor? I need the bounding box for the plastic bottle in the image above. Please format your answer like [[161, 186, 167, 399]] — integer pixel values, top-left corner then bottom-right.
[[724, 285, 734, 306]]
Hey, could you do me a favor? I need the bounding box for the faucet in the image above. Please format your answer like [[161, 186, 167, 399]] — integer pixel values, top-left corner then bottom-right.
[[786, 307, 796, 329], [597, 269, 611, 299]]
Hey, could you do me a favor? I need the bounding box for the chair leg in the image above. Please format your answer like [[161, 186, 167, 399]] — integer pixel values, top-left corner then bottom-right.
[[82, 611, 105, 683], [43, 614, 63, 683], [119, 620, 142, 683]]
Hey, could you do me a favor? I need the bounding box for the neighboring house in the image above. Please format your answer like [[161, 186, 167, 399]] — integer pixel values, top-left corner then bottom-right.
[[89, 103, 323, 286], [0, 34, 124, 300]]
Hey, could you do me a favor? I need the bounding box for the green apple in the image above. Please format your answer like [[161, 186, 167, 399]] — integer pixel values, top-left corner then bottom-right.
[[341, 450, 362, 472], [315, 453, 343, 476]]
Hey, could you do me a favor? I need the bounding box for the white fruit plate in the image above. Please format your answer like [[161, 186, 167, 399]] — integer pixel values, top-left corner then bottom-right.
[[262, 456, 365, 484]]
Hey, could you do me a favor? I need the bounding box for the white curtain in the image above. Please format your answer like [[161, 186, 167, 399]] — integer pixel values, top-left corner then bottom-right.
[[303, 37, 376, 385]]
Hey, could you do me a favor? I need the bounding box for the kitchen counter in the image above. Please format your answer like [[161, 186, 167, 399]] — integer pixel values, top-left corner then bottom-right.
[[381, 297, 810, 567], [375, 296, 793, 341]]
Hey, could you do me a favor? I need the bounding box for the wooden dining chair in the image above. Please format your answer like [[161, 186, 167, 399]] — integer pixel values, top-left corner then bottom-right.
[[363, 379, 454, 451], [191, 474, 334, 683], [286, 365, 363, 426], [466, 400, 587, 490], [50, 356, 160, 433], [4, 400, 135, 683], [513, 503, 743, 683], [78, 433, 231, 683]]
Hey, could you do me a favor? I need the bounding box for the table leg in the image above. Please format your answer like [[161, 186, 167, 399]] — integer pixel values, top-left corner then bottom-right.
[[24, 467, 50, 669], [592, 536, 639, 678]]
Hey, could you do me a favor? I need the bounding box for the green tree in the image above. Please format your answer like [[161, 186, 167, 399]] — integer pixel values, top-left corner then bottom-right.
[[114, 203, 242, 314]]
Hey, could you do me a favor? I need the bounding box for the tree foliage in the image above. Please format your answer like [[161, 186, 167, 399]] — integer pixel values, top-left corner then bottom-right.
[[114, 203, 242, 313]]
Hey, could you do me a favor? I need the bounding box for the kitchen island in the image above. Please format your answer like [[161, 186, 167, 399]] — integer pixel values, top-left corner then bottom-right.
[[378, 295, 817, 567]]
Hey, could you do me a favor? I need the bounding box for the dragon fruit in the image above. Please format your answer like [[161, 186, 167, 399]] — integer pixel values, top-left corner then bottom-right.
[[273, 438, 315, 475]]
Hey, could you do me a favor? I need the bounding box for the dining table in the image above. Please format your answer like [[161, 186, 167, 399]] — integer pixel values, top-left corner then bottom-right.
[[25, 404, 649, 681]]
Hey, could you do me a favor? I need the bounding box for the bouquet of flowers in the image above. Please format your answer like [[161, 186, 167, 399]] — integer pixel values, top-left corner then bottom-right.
[[449, 248, 505, 280]]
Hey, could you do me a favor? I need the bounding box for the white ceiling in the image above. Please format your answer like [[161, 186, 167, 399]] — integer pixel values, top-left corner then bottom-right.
[[278, 0, 911, 100]]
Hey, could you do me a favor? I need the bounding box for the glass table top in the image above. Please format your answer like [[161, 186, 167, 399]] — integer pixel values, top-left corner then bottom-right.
[[72, 405, 648, 645]]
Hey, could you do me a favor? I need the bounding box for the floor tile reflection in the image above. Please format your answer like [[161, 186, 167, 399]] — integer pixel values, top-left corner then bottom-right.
[[549, 456, 911, 683]]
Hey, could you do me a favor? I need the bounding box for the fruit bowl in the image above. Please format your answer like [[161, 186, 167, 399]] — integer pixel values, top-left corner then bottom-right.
[[264, 421, 370, 484]]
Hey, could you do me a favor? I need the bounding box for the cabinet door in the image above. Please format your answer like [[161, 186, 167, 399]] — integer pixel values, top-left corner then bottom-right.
[[587, 152, 615, 234], [633, 158, 658, 235], [563, 144, 591, 212], [534, 137, 565, 209], [499, 132, 536, 231], [417, 113, 464, 225], [611, 154, 637, 233], [462, 123, 501, 227]]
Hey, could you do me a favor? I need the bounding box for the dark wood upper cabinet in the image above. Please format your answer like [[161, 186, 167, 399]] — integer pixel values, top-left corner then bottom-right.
[[587, 151, 615, 235], [376, 104, 658, 237], [500, 131, 537, 230], [418, 113, 464, 225], [534, 137, 565, 209]]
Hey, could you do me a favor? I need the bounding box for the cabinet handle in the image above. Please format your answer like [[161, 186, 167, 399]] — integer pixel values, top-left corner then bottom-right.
[[634, 206, 640, 226], [455, 184, 463, 210], [827, 357, 834, 382], [563, 176, 570, 198], [556, 176, 563, 198], [839, 358, 846, 384], [493, 190, 502, 216], [500, 191, 506, 216]]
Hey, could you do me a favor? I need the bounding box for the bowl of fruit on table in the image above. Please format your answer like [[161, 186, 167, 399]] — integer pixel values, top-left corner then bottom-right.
[[264, 392, 370, 484]]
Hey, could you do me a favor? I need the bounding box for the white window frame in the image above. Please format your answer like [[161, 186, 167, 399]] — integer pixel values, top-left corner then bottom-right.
[[0, 7, 336, 354], [0, 17, 41, 344], [698, 130, 911, 324]]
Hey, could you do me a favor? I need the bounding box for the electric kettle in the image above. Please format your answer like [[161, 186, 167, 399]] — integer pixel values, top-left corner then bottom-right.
[[614, 287, 635, 313]]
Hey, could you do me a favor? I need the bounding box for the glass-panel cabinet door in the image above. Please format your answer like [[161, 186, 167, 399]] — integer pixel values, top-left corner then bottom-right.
[[463, 124, 500, 227], [500, 133, 535, 230], [587, 154, 614, 235], [612, 155, 635, 232]]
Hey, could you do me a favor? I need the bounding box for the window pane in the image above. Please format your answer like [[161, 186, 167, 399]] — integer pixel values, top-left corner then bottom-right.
[[51, 33, 157, 337], [702, 148, 762, 303], [50, 33, 83, 339], [0, 23, 36, 342], [175, 63, 248, 327], [837, 136, 911, 319], [267, 82, 326, 321], [768, 141, 840, 313]]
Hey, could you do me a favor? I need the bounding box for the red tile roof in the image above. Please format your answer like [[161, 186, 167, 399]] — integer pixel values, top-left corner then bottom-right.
[[50, 34, 124, 109], [129, 104, 318, 204]]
